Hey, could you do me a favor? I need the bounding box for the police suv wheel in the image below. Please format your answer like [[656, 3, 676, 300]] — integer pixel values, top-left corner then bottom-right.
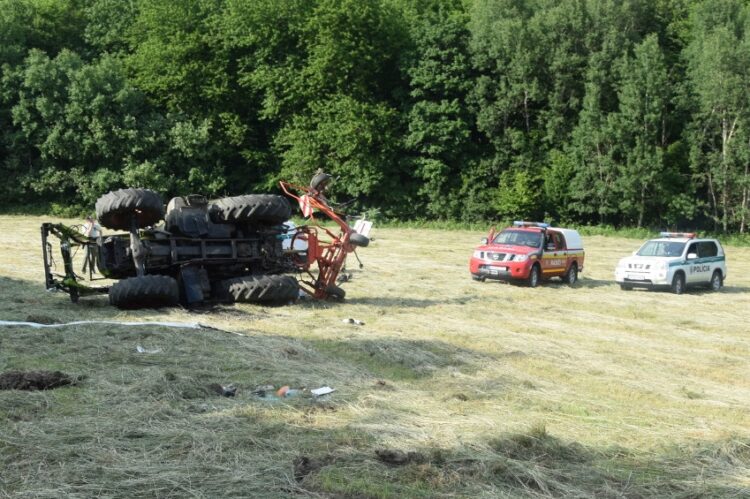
[[709, 270, 723, 292], [671, 272, 685, 295]]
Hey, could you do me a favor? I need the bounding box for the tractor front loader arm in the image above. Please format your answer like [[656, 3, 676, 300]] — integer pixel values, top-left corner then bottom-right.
[[41, 223, 109, 302]]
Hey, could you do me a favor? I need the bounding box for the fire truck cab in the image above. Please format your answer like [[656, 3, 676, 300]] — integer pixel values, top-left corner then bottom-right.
[[469, 222, 585, 287]]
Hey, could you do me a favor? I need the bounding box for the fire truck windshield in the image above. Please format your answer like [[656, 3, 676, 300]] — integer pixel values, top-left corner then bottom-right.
[[494, 230, 542, 248]]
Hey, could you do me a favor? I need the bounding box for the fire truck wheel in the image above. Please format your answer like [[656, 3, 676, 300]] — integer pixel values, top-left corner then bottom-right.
[[216, 274, 299, 304], [109, 275, 179, 309], [325, 284, 346, 301], [210, 195, 292, 225], [349, 233, 369, 247], [527, 264, 541, 288], [565, 262, 578, 286], [95, 188, 164, 230]]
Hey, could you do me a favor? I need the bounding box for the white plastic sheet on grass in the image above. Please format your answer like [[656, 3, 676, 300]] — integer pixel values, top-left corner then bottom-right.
[[0, 320, 204, 329]]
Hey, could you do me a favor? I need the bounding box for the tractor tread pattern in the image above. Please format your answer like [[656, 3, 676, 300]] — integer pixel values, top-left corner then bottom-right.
[[211, 195, 291, 225], [95, 188, 164, 230], [109, 275, 179, 309], [217, 274, 299, 304]]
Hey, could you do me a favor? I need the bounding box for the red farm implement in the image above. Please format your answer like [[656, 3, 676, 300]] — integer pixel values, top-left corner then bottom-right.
[[280, 173, 370, 300]]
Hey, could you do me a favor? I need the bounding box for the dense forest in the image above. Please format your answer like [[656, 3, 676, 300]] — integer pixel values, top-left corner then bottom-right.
[[1, 0, 749, 232]]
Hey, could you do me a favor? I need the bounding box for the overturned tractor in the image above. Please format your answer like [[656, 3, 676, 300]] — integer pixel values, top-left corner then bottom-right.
[[41, 173, 370, 309]]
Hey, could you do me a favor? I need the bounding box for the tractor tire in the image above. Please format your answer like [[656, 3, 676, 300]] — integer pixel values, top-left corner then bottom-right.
[[216, 274, 299, 304], [109, 275, 179, 309], [95, 188, 164, 230], [210, 195, 291, 225], [349, 233, 369, 248], [325, 284, 346, 301]]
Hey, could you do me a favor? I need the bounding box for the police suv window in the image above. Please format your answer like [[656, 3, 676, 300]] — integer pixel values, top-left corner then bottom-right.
[[698, 241, 718, 258], [687, 243, 698, 257]]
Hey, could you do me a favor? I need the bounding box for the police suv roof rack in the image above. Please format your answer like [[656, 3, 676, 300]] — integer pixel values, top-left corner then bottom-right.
[[659, 231, 696, 239], [513, 221, 550, 229]]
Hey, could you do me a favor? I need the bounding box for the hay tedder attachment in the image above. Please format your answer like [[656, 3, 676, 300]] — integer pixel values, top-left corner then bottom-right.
[[280, 173, 371, 300]]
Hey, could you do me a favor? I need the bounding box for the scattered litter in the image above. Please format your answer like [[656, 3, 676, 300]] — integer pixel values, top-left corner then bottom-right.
[[276, 385, 301, 398], [342, 318, 365, 326], [374, 379, 395, 391], [252, 384, 275, 396], [310, 386, 335, 397], [207, 383, 237, 397], [0, 370, 78, 391], [136, 345, 162, 354]]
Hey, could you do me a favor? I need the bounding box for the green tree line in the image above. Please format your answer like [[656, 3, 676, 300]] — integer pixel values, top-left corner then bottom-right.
[[1, 0, 750, 232]]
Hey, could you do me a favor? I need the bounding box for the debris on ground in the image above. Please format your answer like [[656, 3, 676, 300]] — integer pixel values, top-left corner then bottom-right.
[[207, 383, 237, 397], [136, 345, 162, 354], [342, 318, 365, 326], [337, 273, 353, 283], [374, 379, 395, 391], [251, 384, 275, 397], [375, 449, 426, 466], [276, 385, 301, 397], [0, 370, 78, 391], [310, 386, 335, 397]]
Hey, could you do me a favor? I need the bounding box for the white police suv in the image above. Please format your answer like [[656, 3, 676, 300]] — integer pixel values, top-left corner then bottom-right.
[[614, 233, 726, 294]]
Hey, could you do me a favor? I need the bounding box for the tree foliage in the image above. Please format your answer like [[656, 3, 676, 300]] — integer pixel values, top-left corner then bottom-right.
[[0, 0, 749, 231]]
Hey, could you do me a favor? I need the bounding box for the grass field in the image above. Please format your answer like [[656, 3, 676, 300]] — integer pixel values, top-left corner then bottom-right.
[[1, 215, 749, 498]]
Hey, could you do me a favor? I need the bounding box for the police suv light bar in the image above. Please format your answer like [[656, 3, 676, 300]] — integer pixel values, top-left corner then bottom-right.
[[513, 221, 550, 228], [659, 232, 696, 239]]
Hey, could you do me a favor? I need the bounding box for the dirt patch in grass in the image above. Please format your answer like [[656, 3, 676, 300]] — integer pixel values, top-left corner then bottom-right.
[[24, 314, 58, 324], [0, 370, 77, 390], [375, 449, 427, 466], [293, 455, 334, 482]]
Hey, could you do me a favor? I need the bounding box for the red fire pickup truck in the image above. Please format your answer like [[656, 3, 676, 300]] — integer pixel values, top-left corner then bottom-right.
[[469, 221, 585, 287]]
